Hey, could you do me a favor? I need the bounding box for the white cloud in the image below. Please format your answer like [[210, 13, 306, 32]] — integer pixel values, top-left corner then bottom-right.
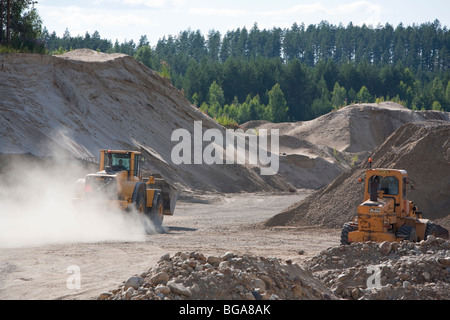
[[189, 7, 246, 17], [41, 5, 156, 41], [121, 0, 185, 9]]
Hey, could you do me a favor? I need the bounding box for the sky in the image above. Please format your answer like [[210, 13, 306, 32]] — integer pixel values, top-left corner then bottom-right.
[[36, 0, 450, 45]]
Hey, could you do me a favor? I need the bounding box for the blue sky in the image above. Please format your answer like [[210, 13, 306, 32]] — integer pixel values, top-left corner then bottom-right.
[[37, 0, 450, 45]]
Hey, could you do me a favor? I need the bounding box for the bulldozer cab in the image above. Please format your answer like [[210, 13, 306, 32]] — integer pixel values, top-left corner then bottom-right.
[[100, 150, 144, 179], [364, 169, 408, 216], [368, 175, 399, 198]]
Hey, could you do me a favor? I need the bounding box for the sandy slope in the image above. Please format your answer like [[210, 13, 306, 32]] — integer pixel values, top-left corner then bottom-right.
[[264, 121, 450, 231]]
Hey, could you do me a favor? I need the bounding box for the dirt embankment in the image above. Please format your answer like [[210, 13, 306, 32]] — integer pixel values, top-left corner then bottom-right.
[[0, 50, 289, 193], [3, 50, 449, 194], [263, 121, 450, 231]]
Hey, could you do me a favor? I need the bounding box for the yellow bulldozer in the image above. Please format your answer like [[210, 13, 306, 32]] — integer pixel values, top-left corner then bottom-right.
[[74, 150, 177, 227], [341, 160, 449, 245]]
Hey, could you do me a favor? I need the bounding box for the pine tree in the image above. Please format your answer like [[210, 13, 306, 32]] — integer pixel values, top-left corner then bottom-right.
[[267, 84, 289, 123]]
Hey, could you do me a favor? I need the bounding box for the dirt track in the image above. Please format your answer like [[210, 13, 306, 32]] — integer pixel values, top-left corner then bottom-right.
[[0, 191, 340, 300]]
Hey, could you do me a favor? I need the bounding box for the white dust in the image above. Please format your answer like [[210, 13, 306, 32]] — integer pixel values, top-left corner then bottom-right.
[[0, 155, 157, 248]]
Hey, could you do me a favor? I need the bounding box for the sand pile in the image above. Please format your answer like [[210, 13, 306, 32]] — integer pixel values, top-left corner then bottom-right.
[[244, 103, 449, 189], [0, 50, 294, 193], [244, 102, 449, 154], [264, 121, 450, 230], [1, 50, 449, 194]]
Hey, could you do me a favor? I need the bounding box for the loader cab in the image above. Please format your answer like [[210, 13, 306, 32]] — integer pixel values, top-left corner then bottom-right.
[[100, 150, 144, 180], [364, 169, 408, 215]]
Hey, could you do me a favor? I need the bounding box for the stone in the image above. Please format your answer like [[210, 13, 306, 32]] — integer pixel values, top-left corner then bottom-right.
[[253, 278, 266, 291], [351, 288, 360, 300], [291, 285, 303, 299], [207, 256, 222, 265], [403, 281, 412, 290], [155, 285, 171, 295], [379, 241, 392, 256], [124, 276, 144, 290], [124, 287, 135, 300], [221, 252, 235, 260], [167, 281, 192, 297], [150, 272, 170, 286], [99, 292, 112, 300], [160, 253, 171, 261]]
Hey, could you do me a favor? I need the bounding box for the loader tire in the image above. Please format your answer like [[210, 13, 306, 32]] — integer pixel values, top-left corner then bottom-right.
[[150, 195, 164, 228], [396, 225, 417, 242], [135, 191, 147, 215], [341, 223, 357, 245], [424, 222, 439, 240]]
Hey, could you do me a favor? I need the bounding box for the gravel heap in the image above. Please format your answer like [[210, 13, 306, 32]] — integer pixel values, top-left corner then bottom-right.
[[98, 251, 336, 300], [97, 238, 450, 301], [303, 236, 450, 300]]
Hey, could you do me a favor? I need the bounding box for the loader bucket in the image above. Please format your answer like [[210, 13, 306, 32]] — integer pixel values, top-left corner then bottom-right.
[[154, 178, 178, 215]]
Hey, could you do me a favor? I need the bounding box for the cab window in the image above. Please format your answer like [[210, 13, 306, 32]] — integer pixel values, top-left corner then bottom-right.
[[368, 176, 399, 196], [105, 153, 131, 171]]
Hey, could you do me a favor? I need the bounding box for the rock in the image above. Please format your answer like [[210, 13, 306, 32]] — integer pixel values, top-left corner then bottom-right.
[[155, 285, 171, 295], [245, 292, 256, 300], [251, 290, 263, 300], [218, 261, 229, 270], [160, 253, 171, 261], [167, 281, 192, 298], [403, 281, 412, 290], [124, 276, 144, 290], [207, 256, 222, 265], [331, 283, 344, 296], [221, 252, 235, 260], [291, 285, 303, 299], [99, 292, 112, 300], [253, 278, 266, 291], [438, 257, 450, 266], [124, 287, 135, 300], [379, 241, 392, 256], [351, 288, 360, 300], [260, 275, 274, 288], [150, 272, 170, 286]]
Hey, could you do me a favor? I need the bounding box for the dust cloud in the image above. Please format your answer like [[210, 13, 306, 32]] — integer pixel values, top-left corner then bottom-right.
[[0, 154, 156, 248]]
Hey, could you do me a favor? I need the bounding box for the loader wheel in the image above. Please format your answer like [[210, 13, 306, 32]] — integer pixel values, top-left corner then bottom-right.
[[396, 225, 417, 242], [135, 191, 147, 215], [150, 195, 164, 227], [424, 222, 439, 240], [341, 223, 357, 245]]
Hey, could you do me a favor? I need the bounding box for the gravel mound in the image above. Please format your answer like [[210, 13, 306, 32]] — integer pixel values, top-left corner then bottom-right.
[[98, 238, 450, 301], [263, 121, 450, 230], [304, 237, 450, 300], [98, 251, 336, 300]]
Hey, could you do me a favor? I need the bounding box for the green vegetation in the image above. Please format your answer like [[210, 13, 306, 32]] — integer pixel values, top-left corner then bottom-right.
[[2, 3, 449, 124], [0, 0, 45, 53]]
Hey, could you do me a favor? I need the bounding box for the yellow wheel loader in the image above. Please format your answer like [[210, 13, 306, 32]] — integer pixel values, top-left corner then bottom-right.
[[74, 150, 177, 227], [341, 160, 449, 245]]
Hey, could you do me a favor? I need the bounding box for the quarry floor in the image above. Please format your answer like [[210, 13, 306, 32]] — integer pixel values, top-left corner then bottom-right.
[[0, 191, 340, 300]]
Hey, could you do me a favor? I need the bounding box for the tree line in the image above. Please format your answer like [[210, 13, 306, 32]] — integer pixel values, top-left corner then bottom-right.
[[2, 2, 449, 124], [0, 0, 44, 52], [41, 21, 450, 124]]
